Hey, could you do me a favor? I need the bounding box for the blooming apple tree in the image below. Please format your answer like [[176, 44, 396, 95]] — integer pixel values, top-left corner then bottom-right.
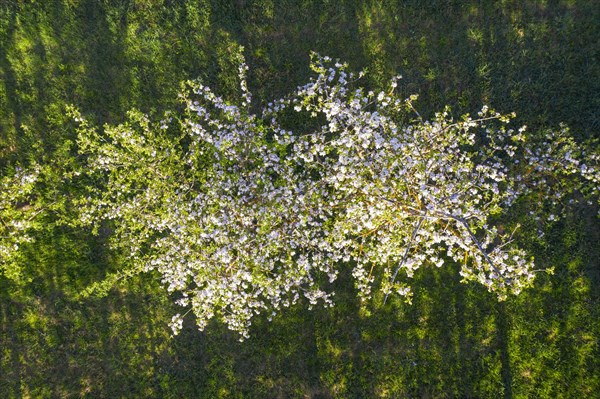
[[41, 55, 600, 338]]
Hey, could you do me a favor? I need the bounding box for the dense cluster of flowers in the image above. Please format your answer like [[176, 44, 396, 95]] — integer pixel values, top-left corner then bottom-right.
[[26, 55, 600, 338]]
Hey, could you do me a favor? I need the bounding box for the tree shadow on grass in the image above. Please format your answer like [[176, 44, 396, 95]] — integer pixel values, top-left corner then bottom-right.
[[0, 4, 24, 165]]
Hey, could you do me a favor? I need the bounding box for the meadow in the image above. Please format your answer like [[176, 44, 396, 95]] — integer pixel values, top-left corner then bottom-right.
[[0, 1, 598, 397]]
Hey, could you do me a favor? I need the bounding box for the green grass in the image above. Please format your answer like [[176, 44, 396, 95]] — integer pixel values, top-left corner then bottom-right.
[[1, 0, 598, 397]]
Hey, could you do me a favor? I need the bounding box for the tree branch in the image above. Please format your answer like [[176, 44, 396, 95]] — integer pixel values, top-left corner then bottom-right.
[[437, 211, 504, 277], [384, 211, 426, 304]]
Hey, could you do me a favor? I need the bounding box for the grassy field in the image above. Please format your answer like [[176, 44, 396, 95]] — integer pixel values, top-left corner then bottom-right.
[[1, 1, 598, 397]]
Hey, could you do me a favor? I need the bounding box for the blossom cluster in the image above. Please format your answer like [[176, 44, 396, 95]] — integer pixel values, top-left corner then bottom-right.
[[66, 54, 597, 339]]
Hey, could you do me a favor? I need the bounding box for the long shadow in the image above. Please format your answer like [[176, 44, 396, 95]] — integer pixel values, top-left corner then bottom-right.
[[548, 208, 599, 397], [469, 0, 599, 136], [76, 0, 131, 124], [0, 296, 23, 398], [315, 0, 599, 136], [0, 6, 26, 398], [495, 301, 513, 399], [0, 4, 24, 165]]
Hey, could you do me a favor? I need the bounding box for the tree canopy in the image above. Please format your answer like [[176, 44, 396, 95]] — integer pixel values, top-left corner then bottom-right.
[[2, 55, 598, 340]]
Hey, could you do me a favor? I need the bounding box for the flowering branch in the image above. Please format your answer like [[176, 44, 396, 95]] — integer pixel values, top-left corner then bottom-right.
[[2, 53, 595, 339]]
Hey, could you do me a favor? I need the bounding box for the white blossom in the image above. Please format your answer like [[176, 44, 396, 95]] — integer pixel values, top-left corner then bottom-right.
[[57, 54, 600, 339]]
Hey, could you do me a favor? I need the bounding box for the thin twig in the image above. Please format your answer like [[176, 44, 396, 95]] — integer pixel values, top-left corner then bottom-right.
[[384, 211, 427, 304]]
